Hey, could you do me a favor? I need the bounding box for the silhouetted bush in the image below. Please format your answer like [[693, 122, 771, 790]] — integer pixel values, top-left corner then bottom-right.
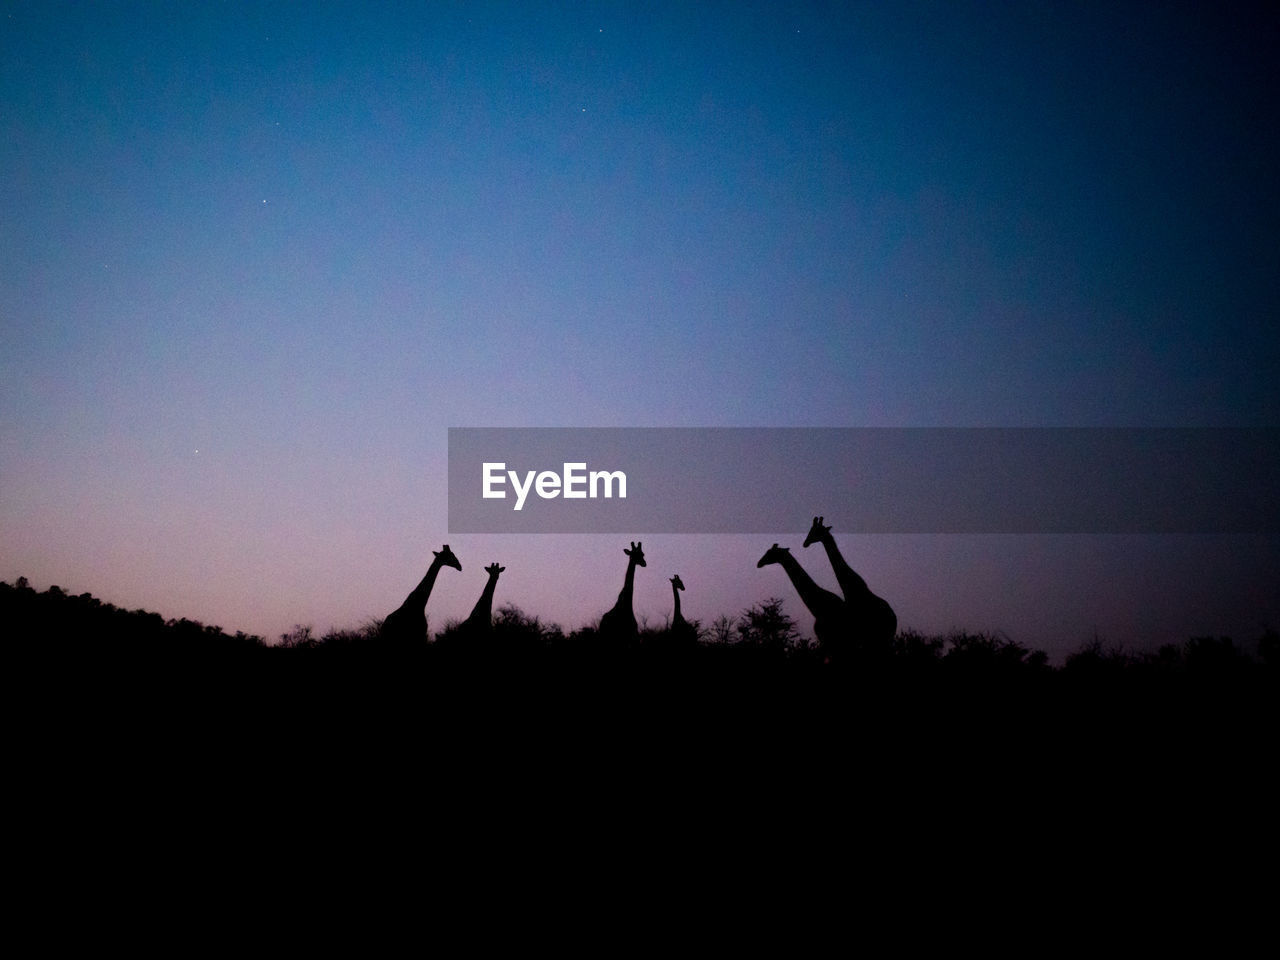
[[279, 624, 319, 649], [5, 574, 1271, 733], [1184, 635, 1249, 675], [705, 614, 737, 646], [734, 598, 805, 654], [2, 577, 266, 662], [1063, 637, 1134, 677], [319, 619, 384, 647], [1259, 628, 1278, 667], [892, 629, 945, 667]]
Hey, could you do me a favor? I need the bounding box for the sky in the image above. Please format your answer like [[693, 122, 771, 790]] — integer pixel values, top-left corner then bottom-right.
[[2, 2, 1277, 659]]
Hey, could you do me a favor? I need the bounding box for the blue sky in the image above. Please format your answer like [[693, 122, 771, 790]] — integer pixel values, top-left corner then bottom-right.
[[3, 2, 1277, 656]]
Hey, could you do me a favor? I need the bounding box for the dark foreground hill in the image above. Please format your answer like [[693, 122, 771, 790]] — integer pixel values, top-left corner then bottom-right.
[[8, 576, 1274, 897], [7, 576, 1271, 751]]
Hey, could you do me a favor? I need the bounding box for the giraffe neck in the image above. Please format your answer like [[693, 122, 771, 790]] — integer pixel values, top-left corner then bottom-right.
[[618, 557, 638, 611], [468, 572, 500, 624], [407, 558, 445, 609], [818, 532, 845, 571], [672, 583, 683, 621], [775, 550, 829, 617], [819, 531, 870, 599]]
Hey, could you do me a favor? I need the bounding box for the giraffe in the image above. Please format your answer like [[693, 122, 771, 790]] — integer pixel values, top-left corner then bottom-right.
[[803, 516, 897, 656], [756, 543, 853, 660], [598, 541, 645, 639], [459, 562, 505, 637], [669, 574, 688, 630], [667, 574, 697, 645], [379, 545, 461, 645]]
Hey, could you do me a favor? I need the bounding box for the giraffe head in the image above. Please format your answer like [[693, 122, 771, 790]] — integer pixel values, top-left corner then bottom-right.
[[625, 541, 646, 567], [803, 516, 832, 548], [670, 574, 685, 592], [485, 562, 505, 577], [434, 545, 462, 571], [757, 543, 790, 567]]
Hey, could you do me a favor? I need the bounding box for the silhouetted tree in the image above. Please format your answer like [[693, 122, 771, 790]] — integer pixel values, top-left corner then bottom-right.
[[942, 631, 1045, 675], [706, 614, 737, 646], [736, 599, 803, 654]]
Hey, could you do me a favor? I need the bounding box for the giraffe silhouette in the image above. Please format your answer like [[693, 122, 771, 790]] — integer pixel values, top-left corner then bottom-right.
[[598, 541, 645, 639], [756, 543, 853, 660], [379, 544, 461, 645], [667, 574, 697, 645], [804, 516, 897, 656], [459, 562, 505, 638]]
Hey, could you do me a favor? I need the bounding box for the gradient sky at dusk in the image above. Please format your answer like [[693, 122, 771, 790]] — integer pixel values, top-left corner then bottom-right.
[[3, 2, 1277, 658]]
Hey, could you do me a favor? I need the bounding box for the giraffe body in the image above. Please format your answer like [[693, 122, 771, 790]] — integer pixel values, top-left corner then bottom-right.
[[380, 545, 461, 645], [667, 574, 697, 645], [599, 542, 645, 639], [757, 543, 855, 659], [804, 516, 897, 657]]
